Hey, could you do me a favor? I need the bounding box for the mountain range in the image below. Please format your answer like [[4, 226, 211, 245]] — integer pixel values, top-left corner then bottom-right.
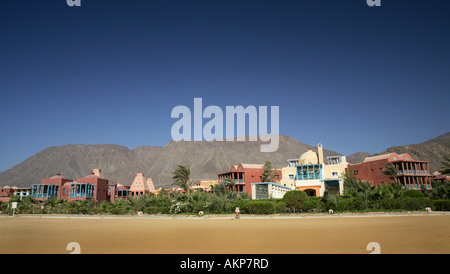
[[0, 132, 448, 188], [373, 132, 450, 174]]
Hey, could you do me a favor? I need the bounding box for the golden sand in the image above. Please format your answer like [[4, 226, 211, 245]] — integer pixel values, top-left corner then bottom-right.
[[0, 214, 449, 254]]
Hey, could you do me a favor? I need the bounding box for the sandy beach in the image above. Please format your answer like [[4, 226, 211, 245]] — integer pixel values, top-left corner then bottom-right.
[[0, 213, 449, 254]]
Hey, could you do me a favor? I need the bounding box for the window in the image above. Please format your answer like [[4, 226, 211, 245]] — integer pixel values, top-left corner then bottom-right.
[[353, 170, 358, 175], [332, 172, 338, 177], [289, 174, 295, 180]]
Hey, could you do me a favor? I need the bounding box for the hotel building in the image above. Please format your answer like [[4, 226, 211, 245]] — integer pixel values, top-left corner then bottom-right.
[[251, 144, 348, 199], [348, 152, 432, 189], [293, 144, 347, 197], [217, 163, 282, 195], [0, 186, 32, 202], [129, 173, 156, 196], [31, 169, 127, 203], [192, 180, 219, 192]]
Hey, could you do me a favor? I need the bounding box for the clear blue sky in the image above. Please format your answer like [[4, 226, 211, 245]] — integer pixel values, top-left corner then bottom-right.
[[0, 0, 449, 172]]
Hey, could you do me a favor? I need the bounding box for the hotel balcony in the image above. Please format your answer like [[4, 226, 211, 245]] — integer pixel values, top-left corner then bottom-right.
[[115, 189, 130, 200], [296, 164, 323, 181], [68, 183, 95, 199], [297, 173, 321, 180], [398, 170, 429, 175], [31, 184, 59, 199]]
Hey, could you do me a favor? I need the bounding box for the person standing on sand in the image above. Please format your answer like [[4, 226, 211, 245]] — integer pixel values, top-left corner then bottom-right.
[[235, 207, 240, 219]]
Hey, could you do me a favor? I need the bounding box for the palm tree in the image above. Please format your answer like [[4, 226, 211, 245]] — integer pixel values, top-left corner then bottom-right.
[[381, 163, 399, 184], [439, 155, 450, 174], [212, 182, 228, 195], [343, 169, 358, 198], [356, 180, 372, 202], [172, 164, 196, 197], [224, 178, 237, 193]]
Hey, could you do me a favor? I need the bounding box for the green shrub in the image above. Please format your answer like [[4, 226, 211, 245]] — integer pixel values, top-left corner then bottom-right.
[[323, 194, 340, 211], [273, 201, 287, 213], [282, 190, 308, 212], [239, 200, 276, 214], [338, 197, 367, 212], [302, 197, 323, 212], [432, 200, 450, 211], [369, 199, 405, 211], [205, 195, 226, 214], [146, 206, 170, 214], [404, 197, 431, 211], [368, 197, 432, 211], [403, 189, 425, 198]]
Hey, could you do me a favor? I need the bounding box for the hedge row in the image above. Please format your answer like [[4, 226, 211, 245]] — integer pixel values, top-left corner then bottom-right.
[[234, 200, 285, 214], [233, 197, 450, 214], [432, 200, 450, 211], [2, 195, 449, 215]]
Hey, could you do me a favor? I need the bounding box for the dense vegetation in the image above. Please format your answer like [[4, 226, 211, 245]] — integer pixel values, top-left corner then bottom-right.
[[1, 178, 449, 216]]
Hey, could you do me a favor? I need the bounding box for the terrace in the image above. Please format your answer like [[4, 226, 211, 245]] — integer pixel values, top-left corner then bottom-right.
[[68, 182, 95, 199], [31, 184, 59, 199]]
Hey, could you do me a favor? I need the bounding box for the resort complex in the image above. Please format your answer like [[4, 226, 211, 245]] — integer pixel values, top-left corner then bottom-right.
[[0, 170, 156, 204], [0, 143, 448, 205], [251, 144, 348, 199]]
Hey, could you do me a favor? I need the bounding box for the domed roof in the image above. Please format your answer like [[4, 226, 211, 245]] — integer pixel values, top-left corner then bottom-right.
[[298, 150, 318, 165], [49, 173, 66, 180], [85, 172, 100, 179]]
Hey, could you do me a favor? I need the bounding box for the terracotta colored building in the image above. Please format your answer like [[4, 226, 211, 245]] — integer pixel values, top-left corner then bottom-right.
[[431, 172, 450, 183], [31, 169, 120, 203], [0, 186, 14, 203], [67, 172, 110, 202], [31, 173, 73, 201], [108, 183, 130, 201], [348, 152, 432, 189], [217, 163, 282, 195], [0, 186, 31, 202]]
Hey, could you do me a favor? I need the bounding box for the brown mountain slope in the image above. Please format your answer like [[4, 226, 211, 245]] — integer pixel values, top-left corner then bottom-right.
[[0, 135, 339, 189], [346, 152, 371, 164], [373, 132, 450, 173], [0, 144, 148, 189], [139, 136, 340, 187]]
